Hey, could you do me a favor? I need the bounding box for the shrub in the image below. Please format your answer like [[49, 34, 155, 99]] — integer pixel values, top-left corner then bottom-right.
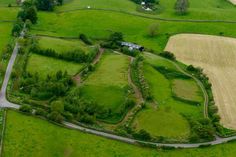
[[79, 34, 92, 45], [133, 129, 151, 141], [47, 111, 64, 123], [159, 51, 176, 60], [35, 108, 47, 117], [19, 105, 32, 113]]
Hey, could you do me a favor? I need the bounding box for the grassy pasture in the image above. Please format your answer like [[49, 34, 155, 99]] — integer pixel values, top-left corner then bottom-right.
[[37, 36, 90, 54], [172, 79, 203, 103], [0, 7, 18, 20], [133, 104, 190, 139], [4, 110, 236, 157], [80, 52, 130, 122], [26, 53, 83, 78], [57, 0, 137, 12], [32, 10, 236, 52], [57, 0, 236, 21], [132, 53, 204, 138], [165, 34, 236, 130], [0, 23, 12, 53]]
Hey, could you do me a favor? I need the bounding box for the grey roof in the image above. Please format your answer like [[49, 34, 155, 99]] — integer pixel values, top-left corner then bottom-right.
[[121, 42, 143, 49]]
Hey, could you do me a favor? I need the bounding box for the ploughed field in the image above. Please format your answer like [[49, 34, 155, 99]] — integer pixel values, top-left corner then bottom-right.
[[165, 34, 236, 129]]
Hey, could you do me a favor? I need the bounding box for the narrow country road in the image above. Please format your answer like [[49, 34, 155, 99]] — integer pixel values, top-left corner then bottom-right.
[[1, 38, 236, 149]]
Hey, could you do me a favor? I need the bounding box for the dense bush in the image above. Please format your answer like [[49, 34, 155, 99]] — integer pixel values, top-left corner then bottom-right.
[[154, 66, 190, 79], [35, 0, 63, 11], [47, 111, 64, 123], [18, 1, 37, 24], [188, 117, 215, 142], [31, 46, 98, 63], [131, 56, 152, 101], [79, 34, 92, 45], [19, 105, 32, 113], [133, 129, 151, 141], [121, 47, 139, 57], [35, 108, 47, 117], [159, 51, 176, 60], [175, 0, 189, 15], [19, 70, 73, 100], [100, 32, 123, 49], [12, 20, 24, 37]]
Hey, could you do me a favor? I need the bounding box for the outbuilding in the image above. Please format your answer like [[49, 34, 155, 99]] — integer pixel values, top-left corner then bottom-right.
[[121, 42, 144, 51]]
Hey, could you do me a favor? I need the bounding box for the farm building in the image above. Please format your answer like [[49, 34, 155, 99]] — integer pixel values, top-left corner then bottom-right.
[[121, 42, 144, 51]]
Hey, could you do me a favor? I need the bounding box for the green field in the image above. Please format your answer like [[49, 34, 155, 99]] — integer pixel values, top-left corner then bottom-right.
[[0, 23, 12, 53], [80, 52, 130, 122], [37, 36, 91, 54], [32, 9, 236, 52], [0, 7, 18, 20], [26, 53, 83, 78], [56, 0, 236, 21], [132, 53, 204, 139], [4, 110, 236, 157], [172, 79, 203, 103]]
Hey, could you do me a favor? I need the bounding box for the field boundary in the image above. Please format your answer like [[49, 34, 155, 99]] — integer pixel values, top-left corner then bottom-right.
[[57, 8, 236, 24]]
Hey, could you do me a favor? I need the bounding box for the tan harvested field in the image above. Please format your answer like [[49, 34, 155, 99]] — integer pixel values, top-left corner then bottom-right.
[[229, 0, 236, 5], [165, 34, 236, 129]]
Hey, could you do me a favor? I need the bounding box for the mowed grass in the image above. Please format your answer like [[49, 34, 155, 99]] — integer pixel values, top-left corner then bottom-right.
[[80, 52, 129, 120], [37, 36, 90, 54], [26, 53, 83, 78], [133, 104, 190, 139], [172, 79, 203, 103], [132, 53, 204, 138], [5, 110, 236, 157], [32, 10, 236, 52]]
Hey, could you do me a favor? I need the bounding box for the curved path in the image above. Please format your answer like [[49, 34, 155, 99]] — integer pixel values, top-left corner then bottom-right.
[[146, 52, 209, 118], [57, 8, 236, 24], [1, 39, 236, 149]]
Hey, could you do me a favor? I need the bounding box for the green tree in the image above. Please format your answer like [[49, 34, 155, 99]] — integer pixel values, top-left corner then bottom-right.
[[148, 23, 159, 37], [175, 0, 189, 15], [51, 100, 64, 113]]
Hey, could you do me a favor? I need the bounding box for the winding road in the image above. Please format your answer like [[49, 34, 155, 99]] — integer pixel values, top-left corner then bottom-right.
[[1, 36, 236, 149]]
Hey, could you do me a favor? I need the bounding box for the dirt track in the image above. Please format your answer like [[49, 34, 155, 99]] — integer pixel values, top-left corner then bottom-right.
[[165, 34, 236, 129]]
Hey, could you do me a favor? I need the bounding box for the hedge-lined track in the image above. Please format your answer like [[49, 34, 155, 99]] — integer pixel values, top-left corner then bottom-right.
[[1, 33, 236, 149]]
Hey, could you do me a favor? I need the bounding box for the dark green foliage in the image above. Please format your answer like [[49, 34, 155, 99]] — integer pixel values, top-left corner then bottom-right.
[[35, 0, 63, 11], [133, 129, 151, 141], [154, 66, 190, 79], [121, 47, 139, 57], [175, 0, 189, 15], [188, 117, 215, 142], [12, 20, 24, 37], [19, 70, 73, 100], [79, 34, 92, 45], [50, 100, 64, 113], [159, 51, 176, 60], [18, 1, 38, 24], [101, 32, 123, 49], [47, 111, 64, 123], [31, 46, 98, 63], [19, 105, 32, 113], [35, 108, 47, 117], [131, 56, 152, 101]]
